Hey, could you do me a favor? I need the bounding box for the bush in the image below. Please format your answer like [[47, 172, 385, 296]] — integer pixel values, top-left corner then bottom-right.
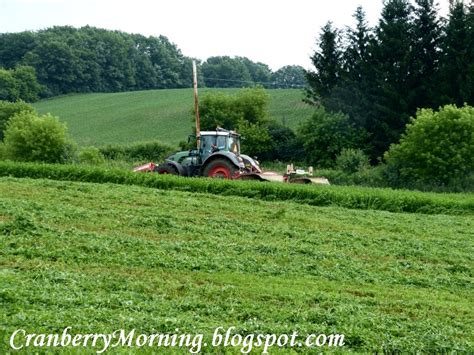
[[238, 120, 273, 158], [99, 141, 175, 162], [2, 111, 74, 163], [0, 100, 35, 140], [259, 122, 301, 162], [198, 87, 270, 131], [297, 106, 366, 167], [336, 148, 370, 173], [78, 146, 105, 165], [385, 104, 474, 189]]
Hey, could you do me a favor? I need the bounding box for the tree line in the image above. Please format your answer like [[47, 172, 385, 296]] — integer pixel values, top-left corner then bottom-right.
[[305, 0, 473, 160], [0, 26, 305, 100]]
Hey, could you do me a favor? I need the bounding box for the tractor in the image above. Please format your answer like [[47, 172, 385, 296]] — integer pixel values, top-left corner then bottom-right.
[[135, 127, 261, 179], [134, 127, 329, 184]]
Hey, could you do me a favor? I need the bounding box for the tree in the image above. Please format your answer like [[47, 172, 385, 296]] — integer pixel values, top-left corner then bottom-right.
[[371, 0, 415, 158], [197, 87, 276, 158], [305, 22, 342, 104], [297, 107, 364, 167], [438, 1, 474, 106], [272, 65, 306, 88], [240, 57, 273, 87], [0, 69, 19, 102], [199, 87, 269, 130], [385, 104, 474, 188], [11, 66, 43, 102], [324, 7, 376, 131], [3, 111, 74, 163], [0, 100, 35, 140], [411, 0, 442, 109], [201, 56, 253, 88]]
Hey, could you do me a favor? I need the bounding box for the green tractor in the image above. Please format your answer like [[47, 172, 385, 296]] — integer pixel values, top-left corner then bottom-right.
[[134, 128, 263, 179], [134, 127, 329, 184]]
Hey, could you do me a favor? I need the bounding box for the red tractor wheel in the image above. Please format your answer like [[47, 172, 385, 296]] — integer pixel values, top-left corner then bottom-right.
[[154, 164, 178, 175], [203, 158, 238, 179]]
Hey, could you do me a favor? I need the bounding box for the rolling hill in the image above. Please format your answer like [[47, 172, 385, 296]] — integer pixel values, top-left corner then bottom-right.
[[33, 89, 313, 147]]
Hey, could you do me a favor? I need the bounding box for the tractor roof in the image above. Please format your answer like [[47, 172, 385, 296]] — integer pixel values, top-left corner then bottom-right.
[[200, 128, 240, 137]]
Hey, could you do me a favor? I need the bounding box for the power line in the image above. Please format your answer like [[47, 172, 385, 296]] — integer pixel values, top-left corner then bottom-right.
[[201, 76, 306, 89]]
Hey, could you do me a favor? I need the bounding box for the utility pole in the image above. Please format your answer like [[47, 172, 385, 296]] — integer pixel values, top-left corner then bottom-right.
[[193, 60, 201, 150]]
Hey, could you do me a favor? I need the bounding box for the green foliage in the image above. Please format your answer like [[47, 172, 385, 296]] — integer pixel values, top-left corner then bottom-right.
[[297, 107, 365, 167], [238, 120, 272, 157], [438, 1, 474, 106], [0, 177, 472, 352], [0, 161, 472, 215], [260, 122, 301, 161], [11, 65, 43, 102], [199, 87, 269, 130], [306, 1, 473, 160], [0, 66, 42, 102], [271, 65, 306, 88], [198, 87, 274, 158], [0, 100, 35, 140], [2, 111, 73, 163], [336, 148, 370, 173], [99, 141, 175, 162], [0, 68, 19, 101], [201, 56, 273, 88], [385, 104, 474, 188], [198, 93, 241, 130], [305, 22, 341, 103], [78, 146, 105, 165]]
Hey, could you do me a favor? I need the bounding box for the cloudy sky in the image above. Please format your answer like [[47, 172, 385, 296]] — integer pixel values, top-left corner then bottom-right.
[[0, 0, 450, 70]]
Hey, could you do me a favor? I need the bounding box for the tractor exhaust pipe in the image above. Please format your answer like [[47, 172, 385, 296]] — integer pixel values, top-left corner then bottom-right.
[[193, 60, 201, 150]]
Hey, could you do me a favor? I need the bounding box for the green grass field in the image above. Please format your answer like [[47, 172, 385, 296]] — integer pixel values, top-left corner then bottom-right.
[[1, 177, 473, 352], [33, 89, 312, 147]]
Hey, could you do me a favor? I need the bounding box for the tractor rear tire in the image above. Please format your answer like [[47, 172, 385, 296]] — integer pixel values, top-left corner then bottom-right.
[[154, 164, 178, 175], [202, 158, 238, 179]]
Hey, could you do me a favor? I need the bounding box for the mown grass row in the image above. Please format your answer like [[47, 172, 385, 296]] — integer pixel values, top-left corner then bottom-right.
[[0, 161, 472, 215]]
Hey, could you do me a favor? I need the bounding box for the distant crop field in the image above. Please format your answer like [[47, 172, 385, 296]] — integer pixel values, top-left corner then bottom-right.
[[0, 177, 472, 352], [33, 89, 312, 147]]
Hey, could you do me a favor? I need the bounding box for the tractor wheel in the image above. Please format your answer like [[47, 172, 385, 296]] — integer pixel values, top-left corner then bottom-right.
[[154, 164, 178, 175], [203, 158, 238, 179]]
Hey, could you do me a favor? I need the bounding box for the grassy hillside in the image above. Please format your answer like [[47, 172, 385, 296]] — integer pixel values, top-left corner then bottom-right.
[[33, 89, 312, 147], [1, 177, 473, 352]]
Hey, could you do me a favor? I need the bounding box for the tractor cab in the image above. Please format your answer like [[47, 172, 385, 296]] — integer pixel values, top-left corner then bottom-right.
[[199, 128, 240, 162]]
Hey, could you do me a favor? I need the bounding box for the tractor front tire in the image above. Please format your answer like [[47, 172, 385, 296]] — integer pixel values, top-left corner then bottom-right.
[[154, 164, 178, 175], [203, 158, 238, 179]]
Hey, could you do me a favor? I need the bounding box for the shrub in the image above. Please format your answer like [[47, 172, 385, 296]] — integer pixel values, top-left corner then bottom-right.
[[99, 141, 175, 162], [336, 148, 370, 174], [198, 87, 270, 131], [297, 106, 366, 167], [238, 120, 273, 158], [2, 111, 74, 163], [259, 122, 301, 162], [385, 104, 474, 189], [0, 100, 35, 140], [78, 146, 105, 165]]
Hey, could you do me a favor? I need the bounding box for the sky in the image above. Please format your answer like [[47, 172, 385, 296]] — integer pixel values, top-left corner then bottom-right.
[[0, 0, 451, 71]]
